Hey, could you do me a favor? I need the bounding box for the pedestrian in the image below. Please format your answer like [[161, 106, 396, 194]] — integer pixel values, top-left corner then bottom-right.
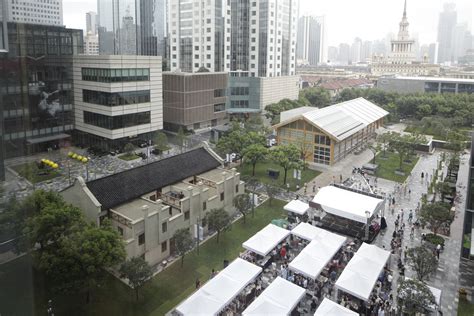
[[421, 171, 424, 181], [408, 189, 411, 198], [339, 174, 343, 183], [280, 245, 287, 259], [312, 184, 316, 193], [296, 184, 300, 191], [195, 278, 201, 289], [436, 244, 441, 259], [286, 183, 290, 193], [392, 197, 395, 205]]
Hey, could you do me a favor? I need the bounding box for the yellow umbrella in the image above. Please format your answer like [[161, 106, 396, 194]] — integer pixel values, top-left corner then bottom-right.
[[82, 157, 88, 163]]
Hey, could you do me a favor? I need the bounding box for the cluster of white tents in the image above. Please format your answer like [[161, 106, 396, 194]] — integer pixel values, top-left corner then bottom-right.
[[242, 223, 290, 256], [335, 243, 391, 301], [175, 258, 262, 315]]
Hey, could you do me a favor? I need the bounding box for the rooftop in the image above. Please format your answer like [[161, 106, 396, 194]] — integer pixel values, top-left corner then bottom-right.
[[112, 198, 159, 222], [387, 76, 474, 84], [275, 98, 388, 142], [86, 147, 221, 210]]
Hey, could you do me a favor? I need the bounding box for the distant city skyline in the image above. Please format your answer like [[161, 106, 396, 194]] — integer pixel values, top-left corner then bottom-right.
[[63, 0, 473, 47]]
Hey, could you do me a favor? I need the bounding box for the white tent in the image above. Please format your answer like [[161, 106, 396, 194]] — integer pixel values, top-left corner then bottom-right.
[[314, 298, 358, 316], [310, 186, 384, 223], [243, 277, 306, 315], [175, 258, 262, 315], [291, 222, 336, 241], [243, 224, 290, 256], [289, 230, 346, 279], [335, 243, 390, 301], [284, 200, 310, 215]]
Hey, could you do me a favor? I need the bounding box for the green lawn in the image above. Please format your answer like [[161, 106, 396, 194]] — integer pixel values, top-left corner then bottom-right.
[[0, 199, 286, 316], [239, 161, 320, 191], [118, 154, 141, 161], [11, 162, 61, 184], [458, 297, 474, 315], [374, 152, 419, 183]]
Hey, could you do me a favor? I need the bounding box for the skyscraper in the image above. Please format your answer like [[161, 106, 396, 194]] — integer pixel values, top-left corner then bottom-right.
[[296, 15, 325, 66], [5, 0, 63, 26], [0, 0, 6, 52], [350, 38, 362, 63], [229, 0, 298, 77], [98, 0, 166, 56], [437, 3, 457, 63], [86, 11, 98, 35], [168, 0, 230, 73], [0, 23, 83, 180], [338, 43, 350, 64]]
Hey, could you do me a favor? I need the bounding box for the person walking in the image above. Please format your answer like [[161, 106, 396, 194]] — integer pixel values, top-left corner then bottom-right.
[[421, 171, 424, 182], [436, 244, 441, 260]]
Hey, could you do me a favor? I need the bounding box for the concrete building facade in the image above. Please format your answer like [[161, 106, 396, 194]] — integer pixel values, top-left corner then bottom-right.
[[273, 98, 388, 166], [84, 32, 99, 55], [61, 146, 244, 266], [168, 0, 230, 73], [163, 72, 228, 132], [5, 0, 63, 26], [72, 55, 163, 150], [376, 76, 474, 94]]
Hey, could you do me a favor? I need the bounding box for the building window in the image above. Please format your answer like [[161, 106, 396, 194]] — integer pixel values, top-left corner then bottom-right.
[[230, 100, 249, 108], [161, 241, 167, 252], [138, 233, 145, 245], [203, 201, 207, 210], [81, 68, 150, 82], [184, 211, 190, 220], [220, 192, 225, 201], [214, 103, 225, 112], [83, 111, 151, 130], [82, 89, 150, 106], [235, 184, 239, 193], [162, 222, 167, 233], [214, 89, 225, 97], [117, 226, 123, 236]]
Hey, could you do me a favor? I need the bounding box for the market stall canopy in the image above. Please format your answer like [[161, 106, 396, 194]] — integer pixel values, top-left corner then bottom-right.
[[310, 186, 384, 223], [243, 277, 306, 315], [291, 222, 337, 241], [335, 243, 390, 301], [175, 258, 262, 315], [289, 229, 346, 279], [242, 223, 290, 256], [284, 200, 310, 215], [314, 298, 359, 316]]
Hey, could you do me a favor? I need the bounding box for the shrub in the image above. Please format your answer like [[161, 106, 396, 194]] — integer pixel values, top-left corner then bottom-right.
[[425, 233, 445, 247]]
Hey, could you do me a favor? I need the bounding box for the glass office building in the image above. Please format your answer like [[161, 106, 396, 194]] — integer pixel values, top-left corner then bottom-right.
[[98, 0, 166, 56], [0, 23, 83, 180]]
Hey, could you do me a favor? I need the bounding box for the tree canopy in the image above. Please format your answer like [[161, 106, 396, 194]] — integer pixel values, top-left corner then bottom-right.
[[233, 193, 252, 223], [419, 202, 453, 235], [242, 144, 268, 176], [270, 144, 303, 184], [206, 208, 231, 243], [406, 246, 438, 282], [173, 228, 194, 266], [397, 279, 436, 315], [153, 131, 169, 156], [119, 256, 153, 301]]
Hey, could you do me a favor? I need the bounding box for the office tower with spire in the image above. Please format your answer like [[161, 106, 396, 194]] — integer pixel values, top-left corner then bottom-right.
[[98, 0, 166, 56], [372, 0, 440, 76], [297, 15, 325, 66]]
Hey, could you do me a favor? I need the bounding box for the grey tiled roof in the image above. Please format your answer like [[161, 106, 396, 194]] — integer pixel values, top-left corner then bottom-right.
[[87, 148, 221, 210]]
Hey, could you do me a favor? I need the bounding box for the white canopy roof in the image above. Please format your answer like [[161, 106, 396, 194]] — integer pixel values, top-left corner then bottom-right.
[[311, 186, 384, 223], [243, 224, 290, 256], [335, 243, 390, 301], [175, 258, 262, 315], [289, 229, 346, 279], [243, 277, 306, 315], [291, 222, 336, 241], [284, 199, 310, 215], [314, 298, 358, 316]]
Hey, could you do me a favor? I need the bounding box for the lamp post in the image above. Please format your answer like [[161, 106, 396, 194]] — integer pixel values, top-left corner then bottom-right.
[[365, 210, 371, 241]]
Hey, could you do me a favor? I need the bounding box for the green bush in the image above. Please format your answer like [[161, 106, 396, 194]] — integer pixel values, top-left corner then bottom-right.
[[425, 233, 445, 247]]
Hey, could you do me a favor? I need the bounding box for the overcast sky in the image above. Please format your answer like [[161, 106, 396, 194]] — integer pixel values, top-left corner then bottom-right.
[[64, 0, 473, 46]]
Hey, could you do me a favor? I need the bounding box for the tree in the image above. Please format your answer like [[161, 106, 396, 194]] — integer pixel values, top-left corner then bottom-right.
[[233, 193, 252, 224], [419, 202, 453, 235], [434, 181, 453, 202], [120, 257, 153, 301], [387, 132, 412, 171], [243, 144, 268, 176], [416, 104, 432, 119], [377, 132, 392, 158], [270, 144, 302, 185], [206, 208, 231, 243], [397, 279, 436, 315], [23, 204, 86, 253], [406, 246, 438, 282], [153, 131, 169, 157], [264, 183, 279, 206], [177, 127, 187, 153], [217, 124, 265, 162], [299, 87, 331, 107], [38, 220, 126, 303], [242, 176, 259, 217], [172, 228, 194, 267], [124, 143, 135, 156]]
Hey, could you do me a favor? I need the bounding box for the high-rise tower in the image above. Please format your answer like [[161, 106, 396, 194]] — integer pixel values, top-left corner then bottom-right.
[[389, 0, 415, 64]]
